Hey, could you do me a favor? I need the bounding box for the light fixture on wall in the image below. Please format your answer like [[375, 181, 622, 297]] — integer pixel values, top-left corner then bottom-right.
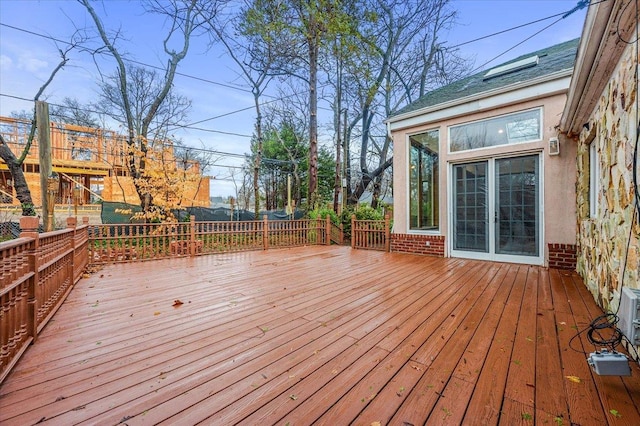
[[548, 137, 560, 156]]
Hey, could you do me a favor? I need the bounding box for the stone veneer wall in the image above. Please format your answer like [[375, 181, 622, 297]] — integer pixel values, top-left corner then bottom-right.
[[548, 243, 577, 270], [391, 234, 445, 257], [574, 39, 639, 312]]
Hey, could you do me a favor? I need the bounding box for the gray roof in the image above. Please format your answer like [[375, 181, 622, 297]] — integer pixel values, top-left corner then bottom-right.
[[390, 38, 580, 118]]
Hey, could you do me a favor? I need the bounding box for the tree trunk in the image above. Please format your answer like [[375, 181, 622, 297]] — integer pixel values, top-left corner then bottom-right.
[[253, 92, 263, 217], [0, 135, 36, 216], [307, 29, 319, 209]]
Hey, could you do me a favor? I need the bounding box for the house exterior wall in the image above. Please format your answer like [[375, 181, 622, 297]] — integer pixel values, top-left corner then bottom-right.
[[391, 92, 577, 266], [574, 39, 639, 309]]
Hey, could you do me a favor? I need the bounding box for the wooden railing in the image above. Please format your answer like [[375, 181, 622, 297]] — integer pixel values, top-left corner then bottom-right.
[[351, 215, 390, 252], [88, 216, 331, 264], [329, 220, 344, 245], [0, 216, 89, 383]]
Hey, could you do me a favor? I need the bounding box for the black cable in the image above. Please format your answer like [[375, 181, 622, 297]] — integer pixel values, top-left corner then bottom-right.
[[462, 0, 596, 75], [445, 0, 601, 50]]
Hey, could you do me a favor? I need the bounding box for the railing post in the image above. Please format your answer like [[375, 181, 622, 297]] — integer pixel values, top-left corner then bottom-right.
[[351, 214, 356, 249], [19, 216, 40, 343], [384, 214, 390, 252], [66, 217, 77, 285], [189, 215, 196, 257], [82, 217, 89, 226], [263, 215, 269, 250], [325, 215, 330, 245]]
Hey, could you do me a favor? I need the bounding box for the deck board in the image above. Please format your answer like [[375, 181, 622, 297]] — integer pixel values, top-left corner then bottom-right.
[[1, 246, 639, 425]]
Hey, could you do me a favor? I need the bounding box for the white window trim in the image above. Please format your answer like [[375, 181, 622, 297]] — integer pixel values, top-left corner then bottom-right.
[[447, 107, 543, 154], [406, 128, 442, 235], [589, 141, 600, 218]]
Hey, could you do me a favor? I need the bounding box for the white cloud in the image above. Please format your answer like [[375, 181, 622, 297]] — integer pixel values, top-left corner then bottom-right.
[[0, 54, 13, 71], [17, 54, 49, 73]]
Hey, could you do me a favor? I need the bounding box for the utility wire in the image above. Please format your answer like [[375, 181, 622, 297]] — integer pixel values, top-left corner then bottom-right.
[[463, 0, 594, 75], [0, 92, 253, 137], [0, 23, 251, 94], [1, 3, 593, 127]]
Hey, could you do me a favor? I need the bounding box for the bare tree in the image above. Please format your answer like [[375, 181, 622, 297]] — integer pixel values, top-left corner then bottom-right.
[[340, 0, 469, 205], [242, 0, 356, 210], [79, 0, 220, 214], [203, 1, 285, 217], [0, 45, 76, 216]]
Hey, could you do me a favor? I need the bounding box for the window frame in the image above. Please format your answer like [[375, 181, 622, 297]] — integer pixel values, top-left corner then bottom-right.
[[448, 107, 543, 153], [589, 140, 600, 218], [408, 129, 440, 233]]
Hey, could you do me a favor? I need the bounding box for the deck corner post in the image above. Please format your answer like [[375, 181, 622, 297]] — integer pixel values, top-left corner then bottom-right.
[[19, 216, 40, 343], [385, 215, 390, 252], [351, 214, 356, 249], [263, 215, 269, 250], [325, 215, 330, 245], [66, 217, 77, 286], [190, 215, 196, 257]]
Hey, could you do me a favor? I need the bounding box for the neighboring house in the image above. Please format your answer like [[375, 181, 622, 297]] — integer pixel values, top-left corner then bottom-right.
[[0, 117, 210, 208], [559, 0, 639, 310], [387, 38, 580, 267]]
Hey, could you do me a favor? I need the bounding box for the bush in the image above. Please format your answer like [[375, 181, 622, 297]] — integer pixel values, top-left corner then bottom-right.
[[308, 207, 339, 225], [354, 205, 384, 221]]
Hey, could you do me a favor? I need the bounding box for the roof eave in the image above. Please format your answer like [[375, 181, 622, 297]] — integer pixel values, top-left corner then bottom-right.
[[387, 69, 573, 131], [560, 0, 637, 136]]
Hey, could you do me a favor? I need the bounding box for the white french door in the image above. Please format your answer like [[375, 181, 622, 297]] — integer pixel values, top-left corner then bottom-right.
[[450, 154, 542, 264]]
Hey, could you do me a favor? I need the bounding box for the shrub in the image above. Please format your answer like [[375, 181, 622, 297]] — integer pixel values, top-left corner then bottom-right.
[[308, 207, 339, 225]]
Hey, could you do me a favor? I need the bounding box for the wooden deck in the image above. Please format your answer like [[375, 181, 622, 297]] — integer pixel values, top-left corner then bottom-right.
[[0, 246, 639, 425]]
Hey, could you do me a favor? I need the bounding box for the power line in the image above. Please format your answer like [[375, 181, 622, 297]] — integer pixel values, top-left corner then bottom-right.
[[0, 22, 252, 94], [445, 0, 597, 50], [0, 92, 253, 137], [463, 0, 594, 75]]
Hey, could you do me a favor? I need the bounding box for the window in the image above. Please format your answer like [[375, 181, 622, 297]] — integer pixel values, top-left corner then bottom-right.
[[409, 130, 439, 231], [589, 141, 599, 218], [449, 108, 542, 152]]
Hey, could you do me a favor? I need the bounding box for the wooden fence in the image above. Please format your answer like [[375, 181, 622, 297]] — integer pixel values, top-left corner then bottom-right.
[[88, 216, 335, 264], [0, 216, 89, 383], [351, 214, 390, 252]]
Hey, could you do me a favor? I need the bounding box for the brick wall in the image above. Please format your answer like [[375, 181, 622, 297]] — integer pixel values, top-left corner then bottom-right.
[[391, 234, 445, 257], [548, 243, 577, 270]]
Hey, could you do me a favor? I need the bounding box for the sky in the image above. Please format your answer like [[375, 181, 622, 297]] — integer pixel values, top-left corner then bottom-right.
[[0, 0, 588, 197]]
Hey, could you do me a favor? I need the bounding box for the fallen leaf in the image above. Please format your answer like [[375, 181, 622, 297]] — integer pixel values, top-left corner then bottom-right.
[[609, 409, 621, 418], [154, 311, 161, 316], [172, 300, 184, 307], [289, 394, 297, 400], [371, 422, 382, 426], [565, 375, 581, 383]]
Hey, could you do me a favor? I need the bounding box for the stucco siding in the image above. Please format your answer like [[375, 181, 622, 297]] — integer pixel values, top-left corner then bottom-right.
[[392, 92, 576, 264]]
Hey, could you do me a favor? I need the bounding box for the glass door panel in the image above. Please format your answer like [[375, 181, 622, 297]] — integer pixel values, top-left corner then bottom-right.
[[453, 161, 488, 252], [495, 155, 539, 256]]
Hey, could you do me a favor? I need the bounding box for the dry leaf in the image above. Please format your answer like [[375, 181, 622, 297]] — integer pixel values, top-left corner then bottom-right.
[[173, 300, 184, 307], [566, 375, 581, 383], [154, 311, 161, 316], [289, 394, 297, 400], [371, 422, 382, 426]]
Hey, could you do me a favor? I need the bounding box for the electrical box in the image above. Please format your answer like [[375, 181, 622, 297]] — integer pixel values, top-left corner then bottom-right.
[[618, 287, 640, 345], [588, 350, 631, 376]]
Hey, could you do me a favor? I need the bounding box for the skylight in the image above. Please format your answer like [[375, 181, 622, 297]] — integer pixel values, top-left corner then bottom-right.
[[483, 55, 539, 80]]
